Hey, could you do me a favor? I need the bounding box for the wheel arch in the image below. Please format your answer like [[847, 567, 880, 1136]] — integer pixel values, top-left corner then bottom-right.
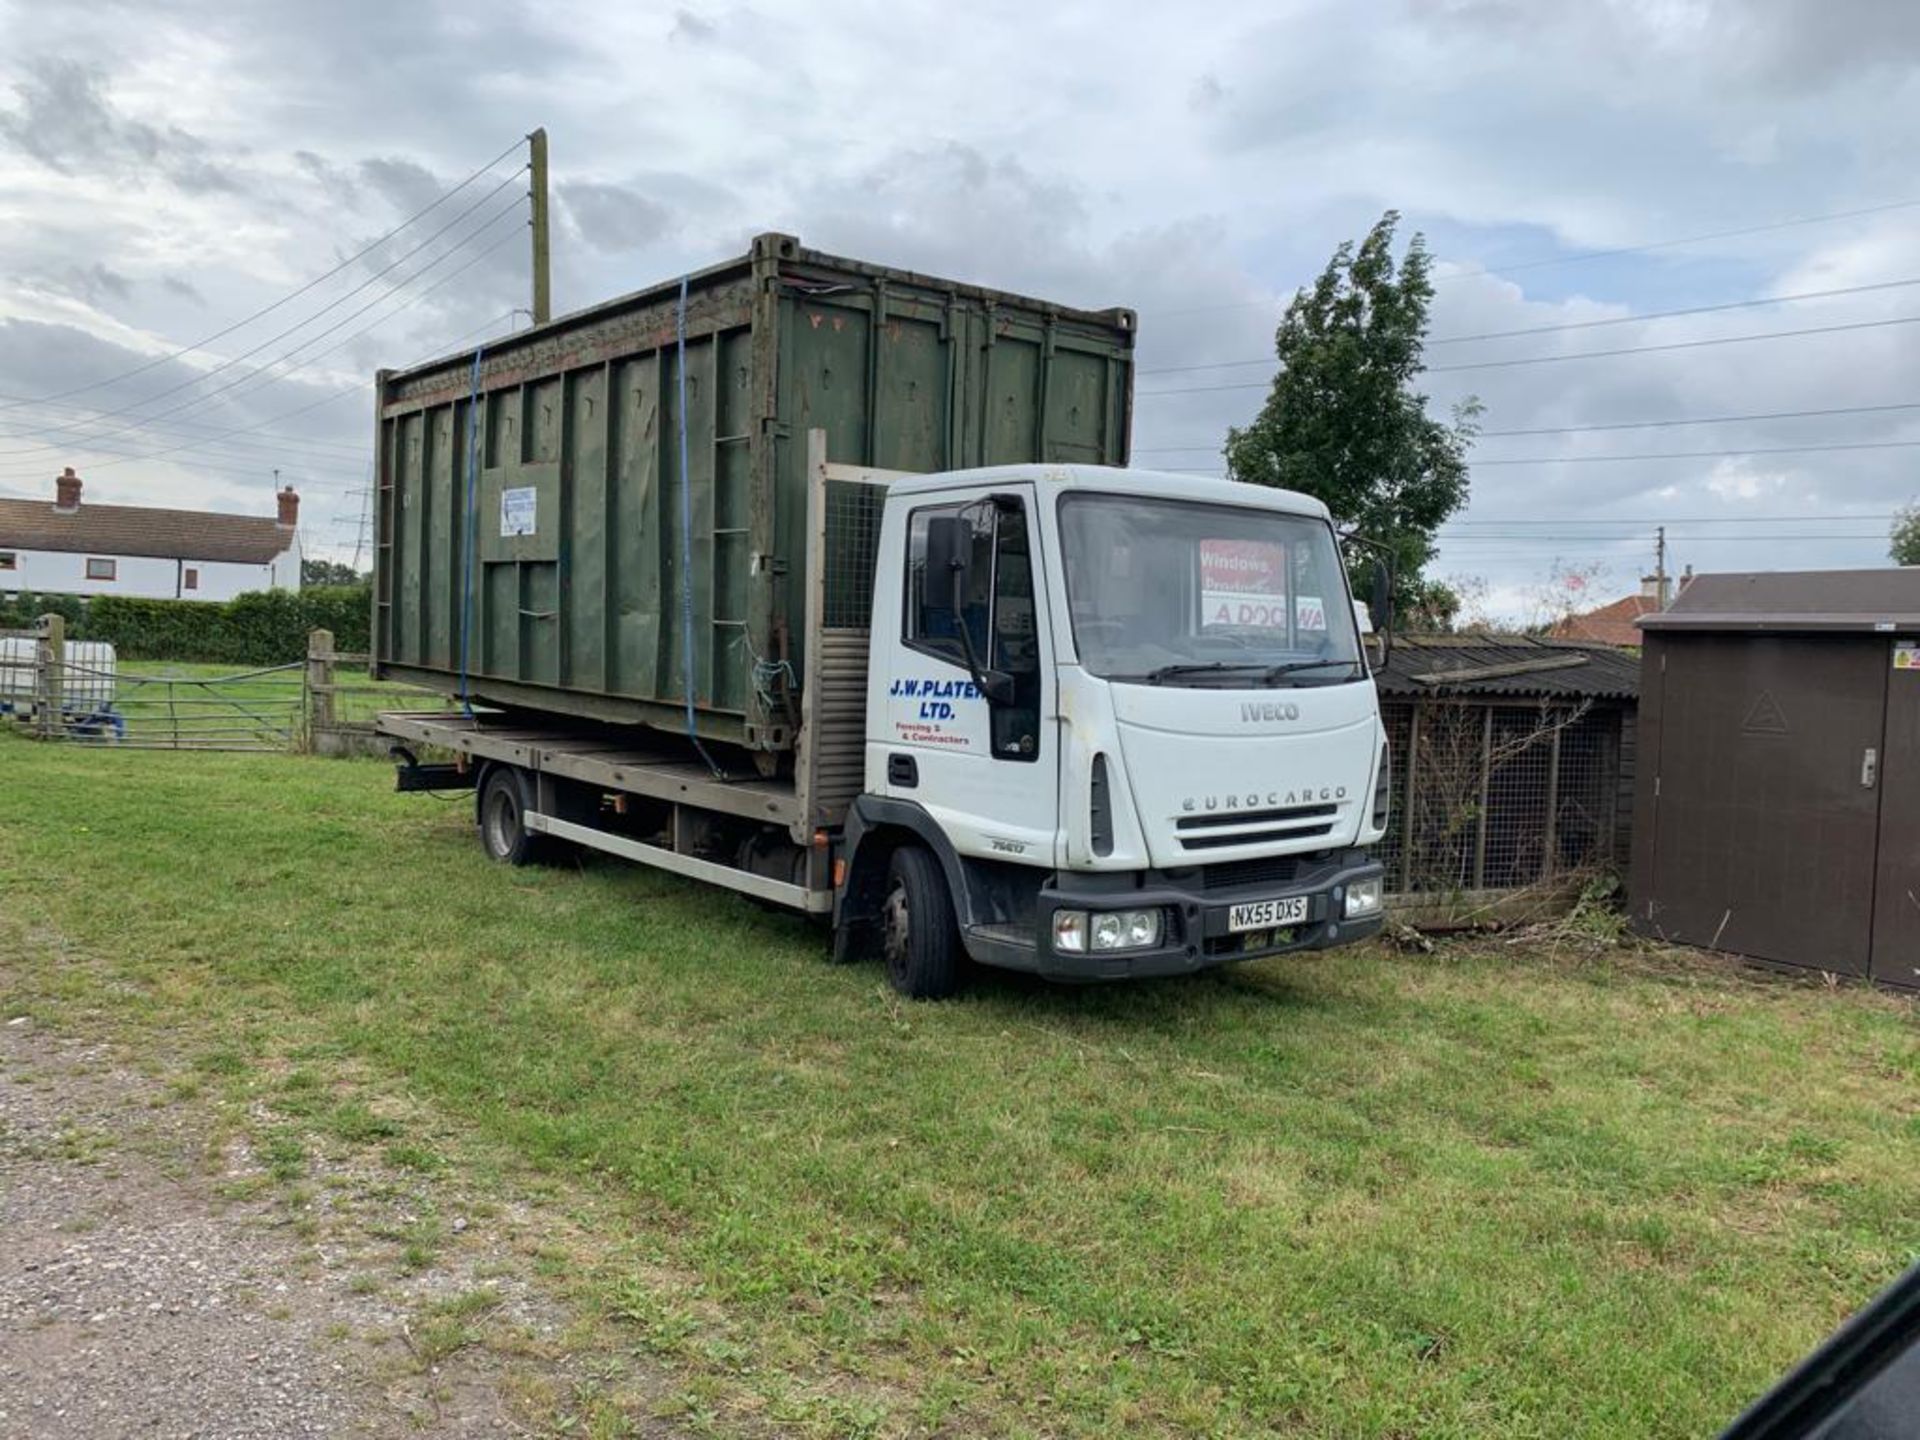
[[836, 797, 976, 960]]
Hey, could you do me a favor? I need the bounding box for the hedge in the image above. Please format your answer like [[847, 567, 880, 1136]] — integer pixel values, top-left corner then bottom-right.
[[53, 586, 374, 664], [0, 591, 87, 635]]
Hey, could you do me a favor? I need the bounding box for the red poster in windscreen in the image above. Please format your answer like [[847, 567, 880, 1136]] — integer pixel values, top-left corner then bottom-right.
[[1200, 538, 1290, 629]]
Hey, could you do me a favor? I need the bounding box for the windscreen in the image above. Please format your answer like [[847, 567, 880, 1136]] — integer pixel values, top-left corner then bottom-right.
[[1058, 493, 1364, 687]]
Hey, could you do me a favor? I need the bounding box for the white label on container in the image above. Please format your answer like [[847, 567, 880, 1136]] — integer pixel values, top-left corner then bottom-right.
[[500, 486, 536, 538], [1895, 641, 1918, 671]]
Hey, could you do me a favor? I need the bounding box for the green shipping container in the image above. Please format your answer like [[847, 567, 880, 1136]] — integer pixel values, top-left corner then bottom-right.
[[372, 234, 1135, 765]]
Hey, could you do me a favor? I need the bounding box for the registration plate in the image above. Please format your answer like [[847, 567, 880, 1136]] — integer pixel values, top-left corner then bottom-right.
[[1228, 896, 1309, 933]]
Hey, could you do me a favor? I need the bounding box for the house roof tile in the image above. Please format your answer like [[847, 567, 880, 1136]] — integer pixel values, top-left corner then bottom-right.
[[0, 498, 296, 566], [1548, 594, 1657, 649]]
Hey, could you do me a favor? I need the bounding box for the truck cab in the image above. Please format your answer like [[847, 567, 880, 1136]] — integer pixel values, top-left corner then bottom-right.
[[836, 463, 1391, 995]]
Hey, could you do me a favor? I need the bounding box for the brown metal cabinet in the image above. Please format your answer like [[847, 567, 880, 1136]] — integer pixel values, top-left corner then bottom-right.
[[1631, 571, 1920, 988], [1871, 658, 1920, 987]]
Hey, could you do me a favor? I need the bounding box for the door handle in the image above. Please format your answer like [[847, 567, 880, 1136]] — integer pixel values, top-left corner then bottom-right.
[[1862, 747, 1879, 789], [887, 753, 918, 788]]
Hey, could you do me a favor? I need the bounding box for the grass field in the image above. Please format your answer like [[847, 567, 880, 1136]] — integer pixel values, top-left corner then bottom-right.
[[1, 734, 1916, 1437]]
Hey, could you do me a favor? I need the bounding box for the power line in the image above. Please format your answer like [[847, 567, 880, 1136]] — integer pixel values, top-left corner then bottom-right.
[[0, 408, 365, 472], [436, 309, 521, 351], [1442, 195, 1920, 284], [24, 240, 525, 485], [1135, 312, 1920, 397], [1442, 513, 1900, 527], [1144, 196, 1920, 321], [0, 449, 357, 489], [0, 136, 527, 416], [1472, 439, 1920, 466], [1433, 277, 1920, 344], [1138, 276, 1920, 375], [0, 205, 526, 477], [9, 169, 527, 450], [0, 388, 368, 458], [1134, 400, 1920, 459], [1438, 534, 1890, 548], [1477, 400, 1920, 439]]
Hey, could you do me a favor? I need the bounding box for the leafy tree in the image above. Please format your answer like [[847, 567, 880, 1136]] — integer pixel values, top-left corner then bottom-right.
[[1224, 211, 1480, 626], [303, 557, 364, 587], [1892, 504, 1920, 566]]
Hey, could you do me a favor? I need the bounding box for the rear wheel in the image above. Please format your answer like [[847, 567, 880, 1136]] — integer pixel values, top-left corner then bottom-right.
[[881, 846, 963, 999], [478, 766, 546, 866]]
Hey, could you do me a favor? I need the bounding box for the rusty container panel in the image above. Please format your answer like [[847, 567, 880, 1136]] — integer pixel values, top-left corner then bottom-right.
[[371, 233, 1135, 758], [1871, 644, 1920, 988], [1632, 634, 1886, 975]]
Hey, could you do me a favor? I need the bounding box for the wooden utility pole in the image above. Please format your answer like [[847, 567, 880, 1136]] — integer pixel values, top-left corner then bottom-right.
[[1654, 525, 1668, 610], [529, 127, 551, 326]]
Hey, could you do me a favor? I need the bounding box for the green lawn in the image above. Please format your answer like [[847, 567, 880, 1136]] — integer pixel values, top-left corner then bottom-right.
[[0, 734, 1915, 1437]]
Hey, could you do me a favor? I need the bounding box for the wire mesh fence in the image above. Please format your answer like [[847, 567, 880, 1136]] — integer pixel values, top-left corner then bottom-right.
[[1377, 696, 1627, 898], [305, 636, 454, 756], [822, 478, 885, 630]]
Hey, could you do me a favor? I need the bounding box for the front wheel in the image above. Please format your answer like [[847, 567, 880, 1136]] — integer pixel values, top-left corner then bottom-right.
[[477, 766, 548, 866], [881, 846, 963, 999]]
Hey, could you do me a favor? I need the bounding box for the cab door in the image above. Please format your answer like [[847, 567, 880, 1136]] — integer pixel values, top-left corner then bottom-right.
[[869, 485, 1057, 866]]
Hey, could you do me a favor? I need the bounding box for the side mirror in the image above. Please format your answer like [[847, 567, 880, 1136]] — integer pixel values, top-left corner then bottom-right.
[[1369, 565, 1392, 632], [922, 515, 969, 612]]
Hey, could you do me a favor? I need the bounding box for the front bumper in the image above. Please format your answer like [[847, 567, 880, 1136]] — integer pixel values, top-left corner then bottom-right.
[[1031, 849, 1385, 982]]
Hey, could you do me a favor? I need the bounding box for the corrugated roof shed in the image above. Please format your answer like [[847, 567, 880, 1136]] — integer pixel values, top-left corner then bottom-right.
[[0, 497, 295, 565], [1374, 633, 1640, 699]]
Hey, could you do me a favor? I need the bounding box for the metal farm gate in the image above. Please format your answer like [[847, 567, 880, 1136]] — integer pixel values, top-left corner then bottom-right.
[[5, 614, 301, 751]]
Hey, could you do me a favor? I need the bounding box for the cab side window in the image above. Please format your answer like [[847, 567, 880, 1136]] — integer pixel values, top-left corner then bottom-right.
[[905, 504, 994, 665], [903, 498, 1042, 763]]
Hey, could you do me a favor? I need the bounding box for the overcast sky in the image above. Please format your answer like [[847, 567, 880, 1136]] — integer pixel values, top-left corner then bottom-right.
[[2, 0, 1916, 618]]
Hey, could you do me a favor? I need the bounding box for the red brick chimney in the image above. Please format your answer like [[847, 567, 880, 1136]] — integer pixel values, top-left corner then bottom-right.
[[53, 466, 81, 512], [276, 484, 299, 529]]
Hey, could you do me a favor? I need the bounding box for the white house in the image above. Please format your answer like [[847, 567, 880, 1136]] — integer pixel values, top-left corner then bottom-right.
[[0, 468, 302, 602]]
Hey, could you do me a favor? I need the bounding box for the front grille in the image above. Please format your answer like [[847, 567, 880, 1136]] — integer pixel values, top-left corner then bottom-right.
[[1204, 926, 1312, 959], [1177, 802, 1337, 832], [1180, 822, 1335, 851], [1201, 855, 1301, 892]]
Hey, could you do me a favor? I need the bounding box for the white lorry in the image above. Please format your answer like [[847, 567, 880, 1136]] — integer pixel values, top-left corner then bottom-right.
[[379, 431, 1392, 997]]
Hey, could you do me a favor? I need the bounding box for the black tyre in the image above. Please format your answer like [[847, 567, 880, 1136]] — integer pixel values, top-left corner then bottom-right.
[[477, 766, 547, 866], [881, 846, 963, 999]]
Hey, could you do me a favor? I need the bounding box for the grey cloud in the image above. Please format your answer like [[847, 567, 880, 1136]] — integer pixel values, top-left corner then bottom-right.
[[1414, 0, 1920, 94], [296, 149, 360, 207], [560, 181, 672, 253], [358, 157, 446, 218], [0, 57, 237, 191], [162, 275, 207, 306], [670, 8, 718, 43], [34, 263, 135, 306]]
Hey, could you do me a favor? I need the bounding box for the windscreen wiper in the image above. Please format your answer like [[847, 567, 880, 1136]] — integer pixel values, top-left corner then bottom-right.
[[1142, 661, 1270, 684], [1262, 658, 1364, 682]]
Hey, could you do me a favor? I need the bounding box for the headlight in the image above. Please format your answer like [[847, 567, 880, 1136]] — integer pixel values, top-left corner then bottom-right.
[[1093, 908, 1162, 951], [1051, 908, 1165, 953], [1344, 877, 1384, 918]]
